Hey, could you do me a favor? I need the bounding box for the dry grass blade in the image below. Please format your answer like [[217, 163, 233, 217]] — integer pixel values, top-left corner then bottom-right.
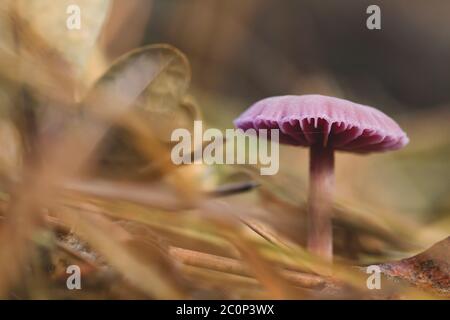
[[54, 206, 185, 299], [0, 7, 80, 296], [169, 247, 325, 289], [64, 179, 186, 211], [224, 233, 302, 299]]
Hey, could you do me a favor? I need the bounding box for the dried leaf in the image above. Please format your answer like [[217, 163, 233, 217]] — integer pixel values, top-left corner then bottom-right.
[[379, 237, 449, 296], [85, 43, 192, 138], [16, 0, 111, 78], [83, 44, 192, 178]]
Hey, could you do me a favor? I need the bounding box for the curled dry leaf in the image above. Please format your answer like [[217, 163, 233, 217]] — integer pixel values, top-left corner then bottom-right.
[[83, 44, 193, 178], [378, 237, 449, 296], [85, 44, 192, 137]]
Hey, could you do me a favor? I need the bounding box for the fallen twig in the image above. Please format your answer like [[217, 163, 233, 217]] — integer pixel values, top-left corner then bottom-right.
[[169, 247, 326, 289]]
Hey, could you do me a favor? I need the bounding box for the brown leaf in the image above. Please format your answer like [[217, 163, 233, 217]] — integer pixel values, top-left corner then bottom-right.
[[379, 237, 450, 296], [83, 44, 193, 179], [84, 44, 191, 135]]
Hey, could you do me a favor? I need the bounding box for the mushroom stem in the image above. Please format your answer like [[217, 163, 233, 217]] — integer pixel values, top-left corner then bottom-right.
[[307, 144, 334, 262]]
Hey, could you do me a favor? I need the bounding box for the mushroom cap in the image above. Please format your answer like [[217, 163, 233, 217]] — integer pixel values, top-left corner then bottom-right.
[[234, 95, 409, 153]]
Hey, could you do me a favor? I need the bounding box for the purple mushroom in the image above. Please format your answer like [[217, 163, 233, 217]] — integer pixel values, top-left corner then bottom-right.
[[234, 95, 409, 262]]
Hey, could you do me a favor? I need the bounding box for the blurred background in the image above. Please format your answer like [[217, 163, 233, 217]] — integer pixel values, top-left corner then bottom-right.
[[99, 0, 450, 223], [103, 0, 450, 109]]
